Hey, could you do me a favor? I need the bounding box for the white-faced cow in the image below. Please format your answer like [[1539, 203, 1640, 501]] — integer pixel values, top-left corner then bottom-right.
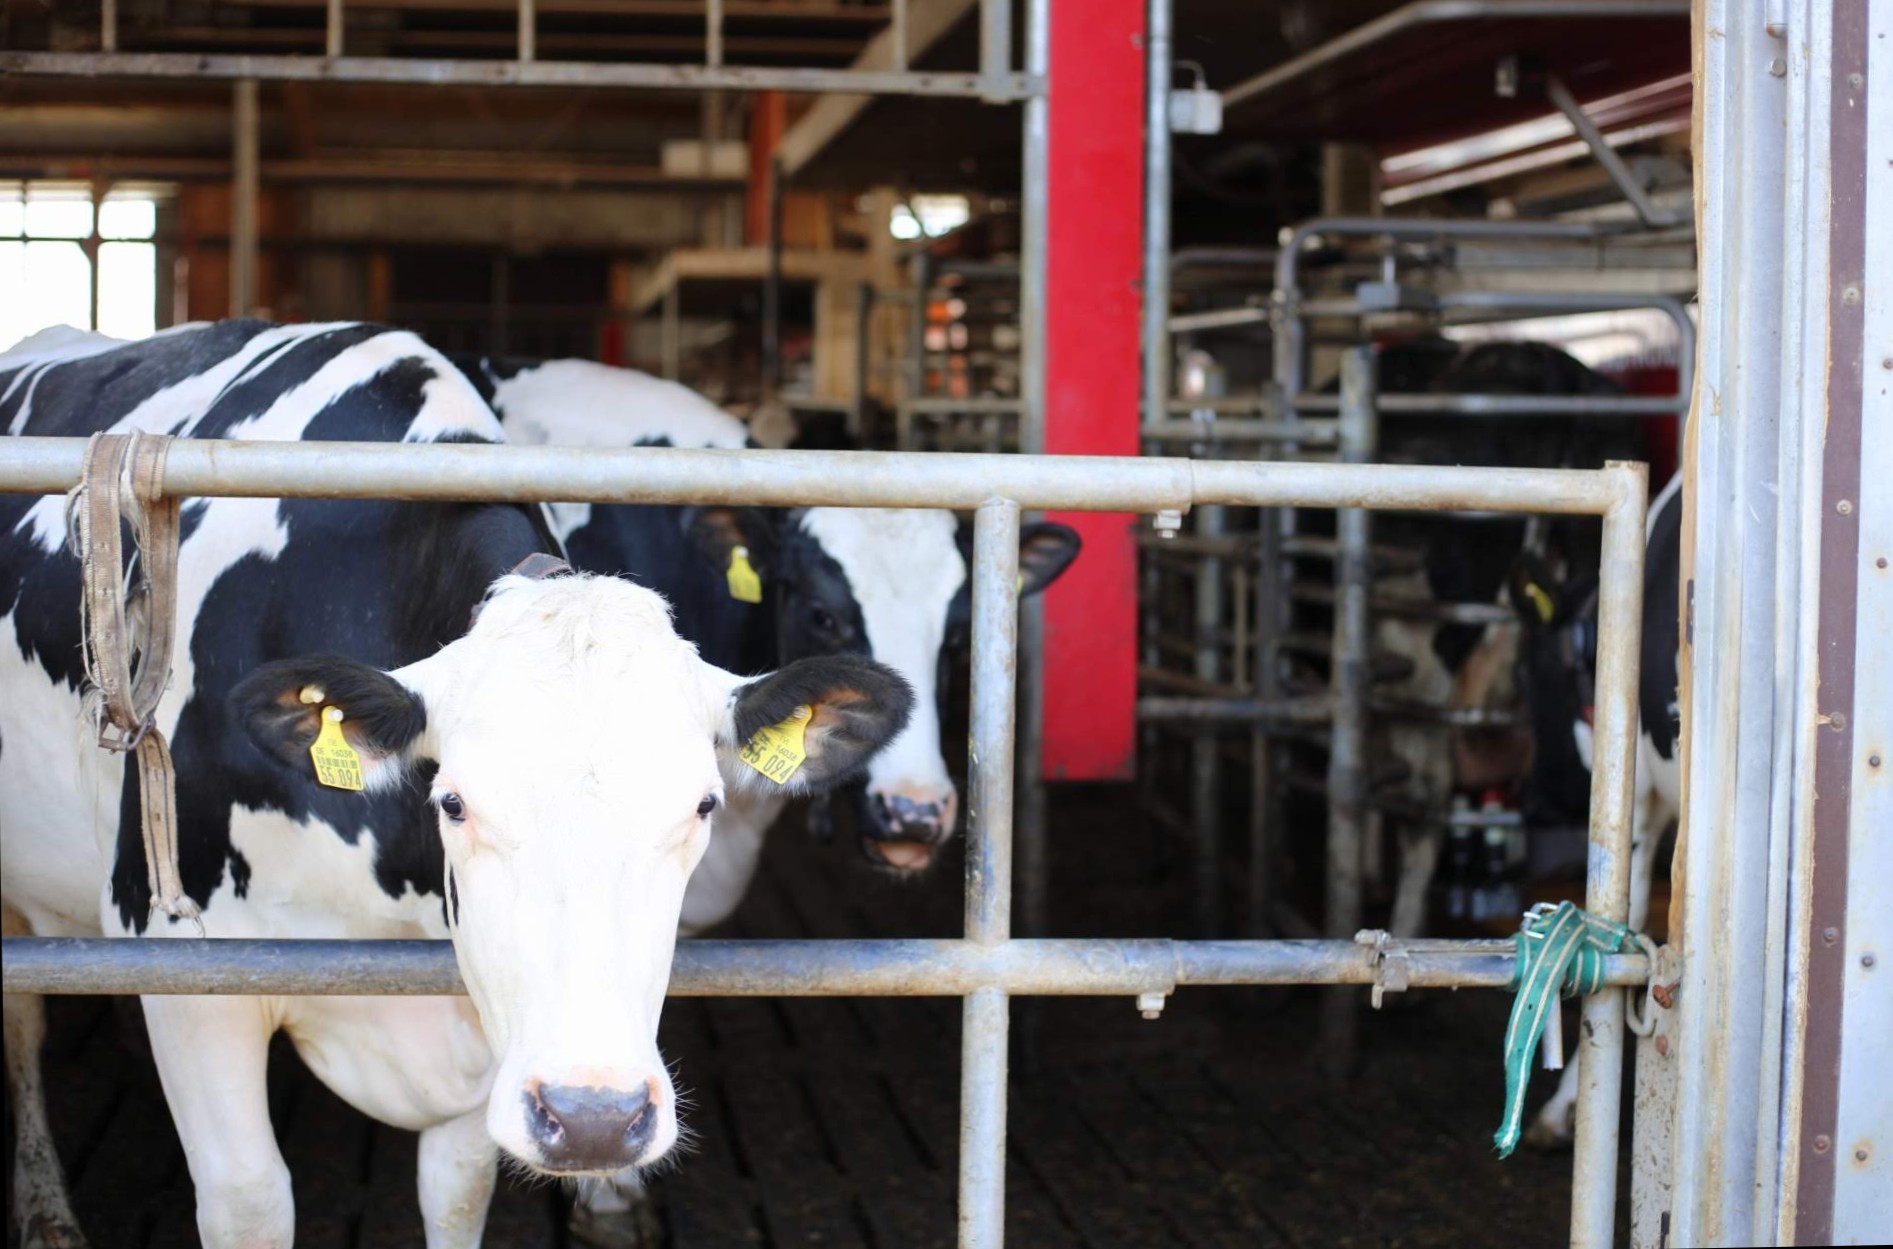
[[458, 356, 1077, 1241], [462, 356, 1081, 930], [1505, 469, 1681, 1148], [0, 322, 912, 1248]]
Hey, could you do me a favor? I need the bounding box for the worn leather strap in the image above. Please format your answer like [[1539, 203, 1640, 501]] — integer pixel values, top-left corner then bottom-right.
[[76, 431, 197, 928]]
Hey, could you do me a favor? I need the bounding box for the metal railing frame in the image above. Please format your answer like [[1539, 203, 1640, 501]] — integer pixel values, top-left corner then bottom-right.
[[9, 0, 1034, 100], [0, 437, 1647, 1249]]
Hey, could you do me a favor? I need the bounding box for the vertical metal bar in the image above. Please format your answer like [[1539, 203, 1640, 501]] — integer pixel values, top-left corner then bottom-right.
[[230, 78, 259, 319], [1013, 0, 1051, 1035], [1248, 512, 1282, 935], [1141, 0, 1173, 431], [967, 499, 1021, 946], [517, 0, 536, 63], [102, 0, 117, 52], [326, 0, 343, 58], [86, 182, 103, 333], [891, 0, 910, 72], [706, 0, 724, 68], [909, 251, 932, 404], [959, 985, 1010, 1249], [852, 281, 874, 441], [1569, 462, 1647, 1249], [1318, 345, 1376, 1075], [661, 284, 681, 381], [961, 498, 1020, 1249], [763, 157, 784, 395], [981, 0, 1014, 87], [1191, 502, 1225, 936]]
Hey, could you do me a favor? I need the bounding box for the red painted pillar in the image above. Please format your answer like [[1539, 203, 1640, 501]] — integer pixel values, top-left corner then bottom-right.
[[1040, 0, 1146, 781]]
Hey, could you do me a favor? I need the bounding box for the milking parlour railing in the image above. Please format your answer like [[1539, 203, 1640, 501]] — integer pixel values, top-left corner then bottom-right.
[[0, 440, 1649, 1249]]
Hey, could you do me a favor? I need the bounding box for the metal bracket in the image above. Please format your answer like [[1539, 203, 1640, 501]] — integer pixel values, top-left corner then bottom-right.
[[1355, 928, 1412, 1009]]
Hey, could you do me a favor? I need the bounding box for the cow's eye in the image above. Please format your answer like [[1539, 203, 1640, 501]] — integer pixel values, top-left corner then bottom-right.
[[438, 793, 467, 823], [810, 606, 838, 633], [696, 794, 719, 818]]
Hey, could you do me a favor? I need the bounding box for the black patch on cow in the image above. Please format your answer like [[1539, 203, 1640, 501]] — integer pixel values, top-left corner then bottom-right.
[[1639, 484, 1682, 760], [3, 320, 555, 932], [447, 866, 460, 926]]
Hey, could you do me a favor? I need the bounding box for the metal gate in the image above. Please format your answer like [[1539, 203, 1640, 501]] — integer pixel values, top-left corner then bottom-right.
[[1, 436, 1649, 1248]]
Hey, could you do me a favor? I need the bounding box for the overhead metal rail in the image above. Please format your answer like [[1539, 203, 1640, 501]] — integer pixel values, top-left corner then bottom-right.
[[0, 438, 1648, 1249], [0, 0, 1035, 100]]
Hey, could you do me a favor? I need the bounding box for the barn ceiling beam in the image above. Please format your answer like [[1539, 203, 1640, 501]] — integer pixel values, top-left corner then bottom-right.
[[0, 52, 1032, 99], [0, 153, 744, 189], [776, 0, 978, 176]]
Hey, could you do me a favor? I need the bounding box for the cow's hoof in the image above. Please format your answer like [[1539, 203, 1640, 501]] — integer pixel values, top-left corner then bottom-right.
[[22, 1215, 90, 1249], [568, 1200, 663, 1249], [1521, 1110, 1577, 1152]]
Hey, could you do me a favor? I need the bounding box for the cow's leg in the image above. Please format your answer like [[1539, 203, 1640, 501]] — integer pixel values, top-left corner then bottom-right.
[[1524, 1054, 1582, 1150], [143, 994, 293, 1248], [570, 1170, 661, 1249], [5, 988, 87, 1248], [418, 1108, 497, 1249], [1388, 823, 1444, 940]]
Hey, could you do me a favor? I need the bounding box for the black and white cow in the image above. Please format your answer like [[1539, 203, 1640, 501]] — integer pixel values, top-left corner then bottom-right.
[[0, 322, 912, 1248], [1337, 338, 1647, 938], [1506, 469, 1682, 1148], [462, 356, 1082, 932]]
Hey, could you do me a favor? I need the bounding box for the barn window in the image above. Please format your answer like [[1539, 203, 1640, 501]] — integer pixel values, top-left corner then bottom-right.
[[890, 194, 972, 241], [0, 182, 161, 351]]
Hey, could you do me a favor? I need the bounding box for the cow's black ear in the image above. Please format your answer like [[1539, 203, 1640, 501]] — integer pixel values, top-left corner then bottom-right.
[[948, 518, 1083, 624], [1019, 522, 1081, 597], [725, 656, 913, 794], [230, 656, 427, 782], [685, 506, 781, 575]]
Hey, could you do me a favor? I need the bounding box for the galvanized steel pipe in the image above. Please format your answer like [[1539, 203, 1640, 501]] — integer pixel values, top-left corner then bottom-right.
[[0, 937, 1651, 997], [0, 438, 1625, 516], [1570, 462, 1649, 1248]]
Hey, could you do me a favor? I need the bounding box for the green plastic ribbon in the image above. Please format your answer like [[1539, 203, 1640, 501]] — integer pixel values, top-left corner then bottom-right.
[[1495, 901, 1638, 1158]]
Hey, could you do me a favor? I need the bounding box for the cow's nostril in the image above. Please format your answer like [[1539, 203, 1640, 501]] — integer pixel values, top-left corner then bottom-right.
[[525, 1082, 566, 1149]]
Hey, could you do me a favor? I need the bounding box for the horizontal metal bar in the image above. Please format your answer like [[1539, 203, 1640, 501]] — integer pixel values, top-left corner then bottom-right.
[[1290, 391, 1685, 416], [1142, 419, 1338, 444], [1169, 306, 1272, 333], [1223, 0, 1689, 111], [0, 439, 1632, 517], [1138, 695, 1332, 725], [0, 52, 1039, 99], [899, 396, 1024, 414], [0, 936, 1649, 996]]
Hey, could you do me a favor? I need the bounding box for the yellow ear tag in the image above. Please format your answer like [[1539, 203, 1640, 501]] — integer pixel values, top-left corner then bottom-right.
[[738, 704, 813, 785], [1524, 582, 1556, 624], [727, 545, 764, 604], [310, 706, 365, 791]]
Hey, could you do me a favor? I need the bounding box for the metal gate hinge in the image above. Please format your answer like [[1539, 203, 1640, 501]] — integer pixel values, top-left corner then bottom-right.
[[1355, 929, 1411, 1009]]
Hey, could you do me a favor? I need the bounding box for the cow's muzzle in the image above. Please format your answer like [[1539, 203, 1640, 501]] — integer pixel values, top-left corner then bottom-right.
[[861, 790, 957, 872], [520, 1077, 661, 1175]]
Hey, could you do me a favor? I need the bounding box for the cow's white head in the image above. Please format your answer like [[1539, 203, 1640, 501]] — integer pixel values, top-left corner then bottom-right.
[[231, 572, 911, 1175], [689, 506, 1080, 872]]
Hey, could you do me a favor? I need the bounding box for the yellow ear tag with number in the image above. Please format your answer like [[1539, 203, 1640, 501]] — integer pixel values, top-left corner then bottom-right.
[[727, 545, 764, 604], [1523, 582, 1556, 624], [310, 706, 365, 791], [739, 704, 812, 785]]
